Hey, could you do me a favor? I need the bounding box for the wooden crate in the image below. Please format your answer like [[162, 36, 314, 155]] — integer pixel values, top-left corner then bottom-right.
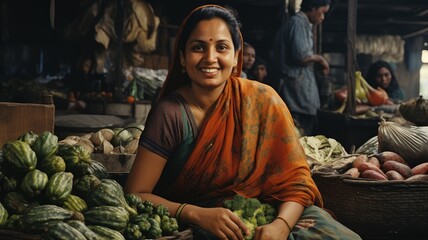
[[0, 102, 55, 146]]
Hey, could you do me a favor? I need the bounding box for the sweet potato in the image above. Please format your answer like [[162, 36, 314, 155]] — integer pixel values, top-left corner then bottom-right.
[[352, 154, 369, 169], [357, 161, 387, 178], [411, 162, 428, 175], [382, 161, 412, 179], [376, 151, 408, 165], [367, 156, 380, 168], [343, 167, 360, 178], [385, 170, 405, 180], [361, 170, 388, 180], [405, 174, 428, 181]]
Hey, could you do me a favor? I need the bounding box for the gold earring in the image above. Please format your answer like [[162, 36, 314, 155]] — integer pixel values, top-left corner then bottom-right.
[[232, 67, 237, 74], [181, 67, 186, 73]]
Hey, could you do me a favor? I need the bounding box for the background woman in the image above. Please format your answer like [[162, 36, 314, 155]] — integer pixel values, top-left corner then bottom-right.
[[365, 60, 405, 104], [125, 4, 361, 240]]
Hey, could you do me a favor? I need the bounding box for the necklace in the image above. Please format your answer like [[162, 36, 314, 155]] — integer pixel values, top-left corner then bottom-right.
[[190, 89, 205, 115]]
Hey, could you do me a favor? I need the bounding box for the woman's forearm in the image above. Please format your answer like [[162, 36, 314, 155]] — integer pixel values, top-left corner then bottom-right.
[[275, 201, 305, 231]]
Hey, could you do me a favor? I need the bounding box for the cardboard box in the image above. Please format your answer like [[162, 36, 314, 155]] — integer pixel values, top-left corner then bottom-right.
[[0, 102, 55, 146]]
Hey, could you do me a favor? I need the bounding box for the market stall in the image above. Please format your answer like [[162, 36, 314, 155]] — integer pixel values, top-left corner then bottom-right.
[[0, 126, 195, 239], [1, 0, 428, 239]]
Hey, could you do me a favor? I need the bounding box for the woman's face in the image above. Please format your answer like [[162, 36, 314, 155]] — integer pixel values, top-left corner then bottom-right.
[[243, 46, 256, 70], [376, 67, 392, 89], [180, 18, 238, 90]]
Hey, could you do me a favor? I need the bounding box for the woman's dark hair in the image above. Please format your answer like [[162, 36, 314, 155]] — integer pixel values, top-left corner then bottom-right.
[[365, 60, 400, 91], [178, 6, 242, 54], [243, 42, 254, 51], [300, 0, 331, 12]]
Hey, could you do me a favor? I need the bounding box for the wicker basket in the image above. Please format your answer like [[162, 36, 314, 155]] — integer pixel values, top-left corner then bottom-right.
[[312, 172, 428, 239]]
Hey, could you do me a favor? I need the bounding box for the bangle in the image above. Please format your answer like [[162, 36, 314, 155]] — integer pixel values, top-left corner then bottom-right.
[[275, 216, 292, 232], [175, 203, 188, 223]]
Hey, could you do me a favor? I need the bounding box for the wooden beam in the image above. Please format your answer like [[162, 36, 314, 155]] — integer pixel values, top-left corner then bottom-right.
[[403, 27, 428, 39], [346, 0, 357, 116]]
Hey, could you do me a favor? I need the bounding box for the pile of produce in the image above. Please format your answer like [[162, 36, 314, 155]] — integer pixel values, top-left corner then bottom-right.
[[223, 194, 277, 240], [334, 71, 389, 113], [299, 135, 347, 169], [0, 130, 179, 239], [314, 117, 428, 181], [399, 95, 428, 126], [60, 124, 144, 155], [343, 151, 428, 181]]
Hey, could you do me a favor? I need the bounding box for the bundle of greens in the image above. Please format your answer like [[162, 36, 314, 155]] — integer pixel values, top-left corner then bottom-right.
[[299, 135, 347, 166], [223, 194, 277, 240]]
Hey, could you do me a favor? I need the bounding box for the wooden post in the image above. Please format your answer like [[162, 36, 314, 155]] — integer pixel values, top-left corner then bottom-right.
[[346, 0, 357, 115], [113, 0, 125, 102]]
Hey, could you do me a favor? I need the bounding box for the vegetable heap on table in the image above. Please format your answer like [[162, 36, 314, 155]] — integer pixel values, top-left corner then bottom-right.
[[299, 135, 347, 169], [223, 194, 277, 240], [335, 71, 389, 113], [0, 130, 180, 240]]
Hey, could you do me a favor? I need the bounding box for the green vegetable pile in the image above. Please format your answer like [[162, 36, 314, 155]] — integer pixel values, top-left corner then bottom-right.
[[124, 194, 179, 240], [0, 130, 180, 240], [299, 135, 347, 165], [223, 194, 277, 240]]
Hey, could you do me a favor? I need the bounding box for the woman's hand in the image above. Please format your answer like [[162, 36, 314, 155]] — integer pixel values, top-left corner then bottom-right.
[[182, 206, 250, 240], [252, 218, 290, 240]]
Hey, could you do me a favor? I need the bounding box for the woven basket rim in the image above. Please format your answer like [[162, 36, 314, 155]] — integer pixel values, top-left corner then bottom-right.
[[313, 171, 428, 187]]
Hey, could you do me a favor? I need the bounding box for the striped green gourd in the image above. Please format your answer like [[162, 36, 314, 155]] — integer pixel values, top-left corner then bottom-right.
[[20, 169, 48, 197], [57, 144, 91, 172], [87, 225, 125, 240], [88, 179, 137, 216], [22, 204, 84, 233], [61, 194, 88, 213], [0, 202, 8, 227], [37, 155, 66, 176], [84, 205, 129, 232], [43, 221, 87, 240], [67, 220, 99, 240], [45, 172, 73, 203], [31, 131, 58, 159], [86, 160, 110, 179], [3, 140, 37, 172]]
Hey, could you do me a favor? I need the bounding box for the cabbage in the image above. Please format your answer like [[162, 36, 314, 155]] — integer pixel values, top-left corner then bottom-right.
[[111, 128, 133, 147]]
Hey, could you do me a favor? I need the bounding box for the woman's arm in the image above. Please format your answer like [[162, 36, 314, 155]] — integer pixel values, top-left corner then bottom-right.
[[124, 146, 249, 240], [124, 146, 184, 216], [253, 201, 304, 240]]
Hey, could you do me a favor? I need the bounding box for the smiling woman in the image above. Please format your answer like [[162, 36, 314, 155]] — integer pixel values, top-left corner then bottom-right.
[[124, 4, 361, 240]]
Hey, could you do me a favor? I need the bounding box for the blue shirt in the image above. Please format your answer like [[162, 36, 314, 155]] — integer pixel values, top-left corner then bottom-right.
[[270, 12, 320, 115]]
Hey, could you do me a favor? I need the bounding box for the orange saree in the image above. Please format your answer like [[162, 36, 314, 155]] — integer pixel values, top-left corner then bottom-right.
[[158, 5, 322, 208], [167, 77, 323, 208]]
